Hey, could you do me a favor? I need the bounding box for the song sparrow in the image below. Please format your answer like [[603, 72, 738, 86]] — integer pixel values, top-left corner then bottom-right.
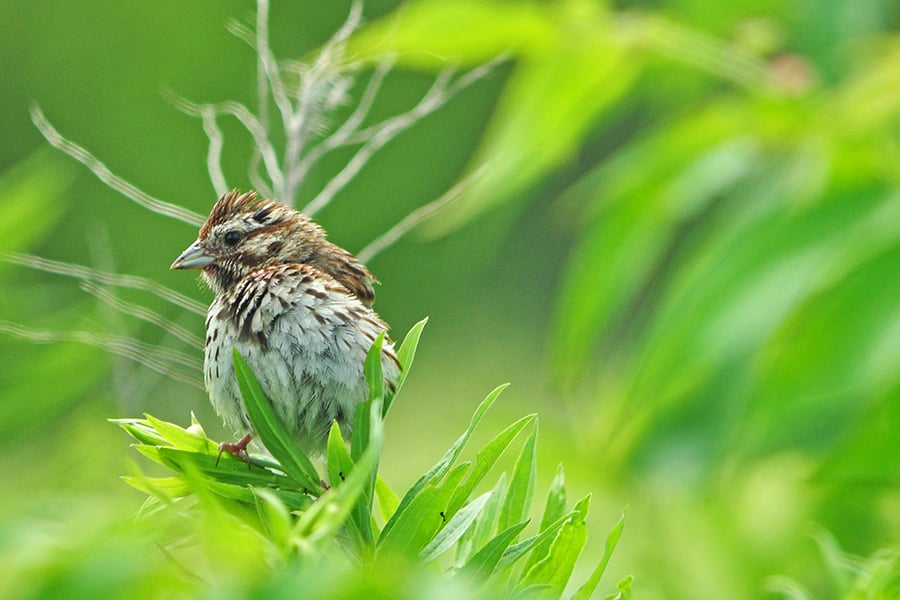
[[171, 190, 400, 457]]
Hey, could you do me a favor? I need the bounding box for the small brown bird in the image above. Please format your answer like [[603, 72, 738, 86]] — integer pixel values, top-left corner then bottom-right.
[[171, 190, 400, 457]]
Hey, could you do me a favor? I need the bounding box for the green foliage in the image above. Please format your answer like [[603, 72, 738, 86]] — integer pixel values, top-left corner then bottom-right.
[[114, 321, 627, 597]]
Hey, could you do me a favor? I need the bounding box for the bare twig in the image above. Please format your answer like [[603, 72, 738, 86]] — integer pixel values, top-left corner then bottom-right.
[[290, 58, 395, 193], [81, 282, 204, 350], [303, 58, 499, 216], [200, 106, 228, 196], [0, 321, 203, 388], [5, 253, 207, 316], [168, 96, 284, 197], [30, 105, 205, 227]]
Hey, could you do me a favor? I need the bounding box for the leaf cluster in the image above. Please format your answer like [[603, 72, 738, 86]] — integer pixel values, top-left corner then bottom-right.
[[116, 320, 628, 598]]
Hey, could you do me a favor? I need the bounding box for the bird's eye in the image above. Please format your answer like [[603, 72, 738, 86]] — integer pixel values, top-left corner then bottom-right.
[[223, 230, 242, 246]]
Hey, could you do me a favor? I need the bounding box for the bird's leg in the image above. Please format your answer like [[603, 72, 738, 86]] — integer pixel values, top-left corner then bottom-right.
[[216, 433, 253, 466]]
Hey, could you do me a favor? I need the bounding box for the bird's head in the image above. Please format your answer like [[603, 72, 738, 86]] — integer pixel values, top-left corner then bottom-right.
[[170, 190, 325, 294]]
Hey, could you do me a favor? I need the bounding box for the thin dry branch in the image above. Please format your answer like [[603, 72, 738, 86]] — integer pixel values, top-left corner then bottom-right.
[[0, 321, 203, 389], [302, 59, 499, 217], [5, 253, 207, 316], [30, 105, 205, 227], [81, 282, 204, 350], [199, 105, 228, 196]]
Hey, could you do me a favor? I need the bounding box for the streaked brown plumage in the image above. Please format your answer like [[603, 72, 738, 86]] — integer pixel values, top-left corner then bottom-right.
[[171, 190, 399, 456]]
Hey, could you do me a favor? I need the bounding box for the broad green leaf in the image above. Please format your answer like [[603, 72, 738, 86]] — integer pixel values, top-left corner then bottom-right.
[[326, 420, 354, 489], [495, 510, 578, 576], [153, 447, 297, 489], [120, 475, 190, 500], [375, 476, 401, 523], [458, 519, 530, 584], [232, 349, 323, 494], [112, 418, 168, 446], [365, 331, 386, 404], [378, 463, 471, 557], [420, 490, 493, 562], [294, 403, 382, 550], [326, 419, 370, 551], [519, 494, 591, 598], [572, 509, 627, 600], [602, 576, 634, 600], [144, 414, 218, 454], [381, 383, 509, 539], [385, 317, 428, 415], [524, 464, 567, 572], [253, 488, 293, 551], [446, 414, 535, 519], [500, 420, 538, 533], [457, 472, 507, 566]]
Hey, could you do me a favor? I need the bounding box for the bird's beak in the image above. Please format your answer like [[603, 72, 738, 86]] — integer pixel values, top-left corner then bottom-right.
[[170, 240, 215, 270]]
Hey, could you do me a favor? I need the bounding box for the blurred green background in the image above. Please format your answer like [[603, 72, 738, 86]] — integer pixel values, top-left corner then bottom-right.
[[1, 0, 898, 598]]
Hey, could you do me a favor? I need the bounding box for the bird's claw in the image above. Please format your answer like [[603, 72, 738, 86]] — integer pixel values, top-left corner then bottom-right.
[[216, 433, 253, 467]]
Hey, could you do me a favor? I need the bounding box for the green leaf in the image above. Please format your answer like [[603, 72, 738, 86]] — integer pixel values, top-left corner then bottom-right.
[[382, 383, 509, 539], [457, 472, 507, 566], [232, 349, 323, 494], [420, 490, 493, 562], [375, 476, 401, 524], [378, 462, 471, 557], [112, 418, 168, 446], [385, 317, 428, 416], [602, 576, 633, 600], [120, 475, 191, 500], [572, 509, 627, 600], [326, 420, 354, 489], [294, 400, 383, 551], [446, 414, 536, 519], [458, 519, 531, 584], [154, 447, 297, 489], [495, 510, 578, 576], [144, 414, 218, 454], [525, 464, 567, 571], [519, 494, 591, 599], [499, 420, 538, 533], [365, 331, 386, 404], [354, 332, 386, 461], [253, 488, 293, 552]]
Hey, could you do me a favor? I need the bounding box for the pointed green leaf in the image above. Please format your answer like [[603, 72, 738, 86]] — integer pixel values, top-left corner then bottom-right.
[[375, 476, 401, 523], [495, 510, 578, 575], [458, 472, 507, 565], [378, 463, 471, 557], [111, 418, 168, 446], [525, 464, 567, 571], [446, 414, 535, 519], [602, 576, 633, 600], [420, 490, 493, 562], [382, 383, 509, 539], [385, 317, 428, 415], [232, 349, 323, 494], [459, 519, 531, 584], [120, 475, 190, 500], [519, 494, 591, 598], [572, 508, 627, 600], [144, 413, 218, 454], [253, 488, 293, 550], [326, 420, 354, 489], [500, 420, 538, 533], [294, 400, 383, 549]]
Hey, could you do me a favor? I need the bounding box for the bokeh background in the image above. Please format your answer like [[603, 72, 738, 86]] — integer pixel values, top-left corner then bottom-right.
[[1, 0, 898, 598]]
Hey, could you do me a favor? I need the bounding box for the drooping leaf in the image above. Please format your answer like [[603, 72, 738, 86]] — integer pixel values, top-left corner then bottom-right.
[[232, 349, 322, 494]]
